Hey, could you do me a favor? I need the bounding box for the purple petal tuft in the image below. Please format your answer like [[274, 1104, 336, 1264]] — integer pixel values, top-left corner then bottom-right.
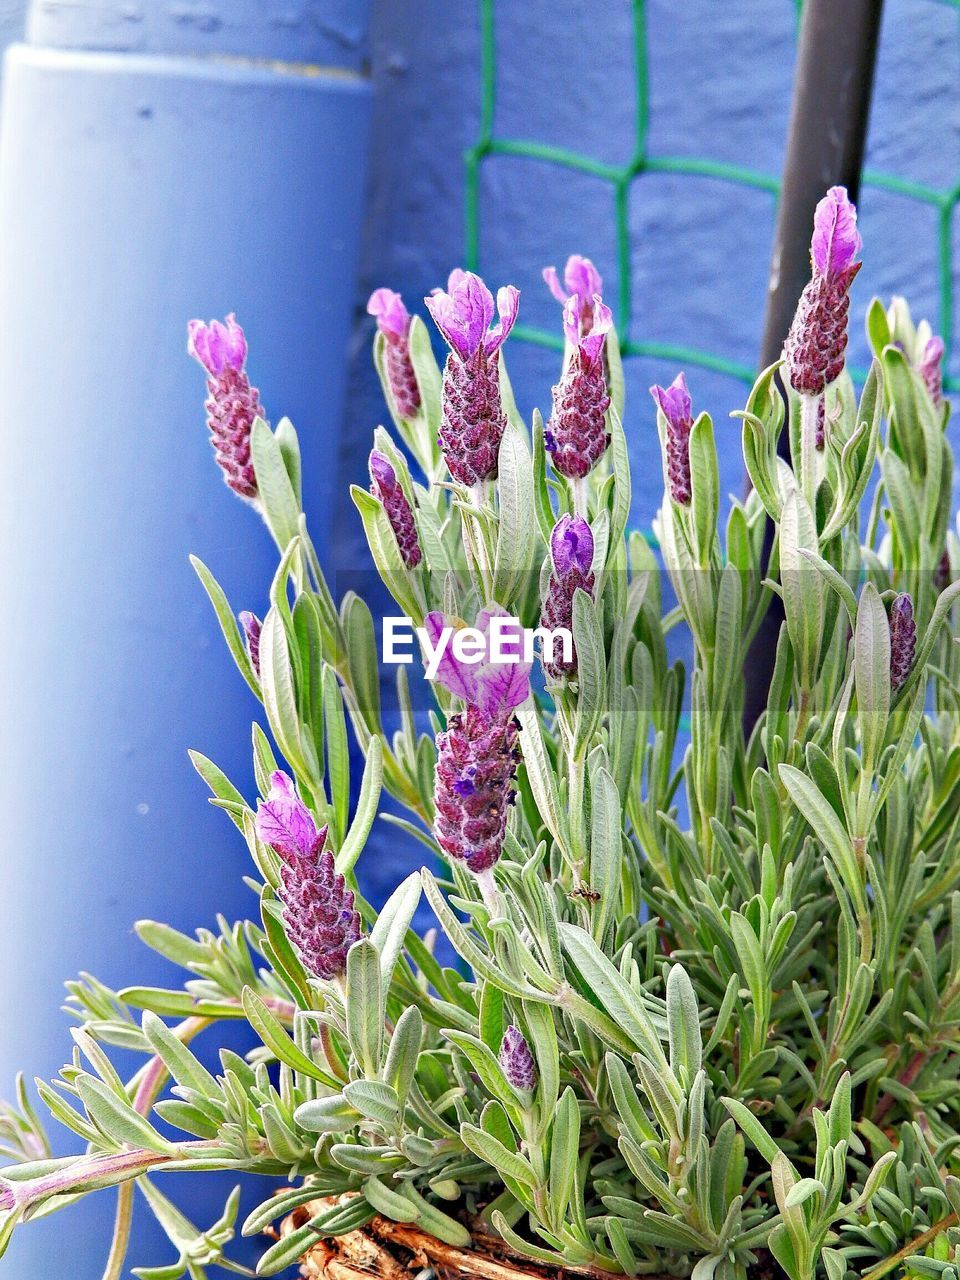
[[811, 186, 861, 278]]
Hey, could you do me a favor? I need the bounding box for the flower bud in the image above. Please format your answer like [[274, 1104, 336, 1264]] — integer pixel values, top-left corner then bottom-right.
[[917, 335, 945, 407], [889, 593, 916, 691], [650, 373, 693, 505], [367, 288, 421, 419], [784, 187, 862, 396], [369, 449, 422, 569], [255, 771, 361, 981], [541, 515, 595, 682], [426, 271, 519, 487], [238, 610, 262, 679], [499, 1025, 537, 1092], [545, 295, 613, 479], [187, 314, 263, 502]]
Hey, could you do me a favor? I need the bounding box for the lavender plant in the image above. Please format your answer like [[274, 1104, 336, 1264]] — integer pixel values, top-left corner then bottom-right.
[[2, 198, 960, 1280]]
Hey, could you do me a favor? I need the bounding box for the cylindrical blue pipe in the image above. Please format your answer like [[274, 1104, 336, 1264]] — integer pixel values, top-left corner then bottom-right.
[[0, 2, 370, 1272]]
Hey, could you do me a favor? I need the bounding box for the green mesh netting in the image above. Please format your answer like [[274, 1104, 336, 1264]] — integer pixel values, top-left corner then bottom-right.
[[464, 0, 960, 391]]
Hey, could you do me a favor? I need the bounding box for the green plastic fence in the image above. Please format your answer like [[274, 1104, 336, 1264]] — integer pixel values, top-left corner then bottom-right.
[[464, 0, 960, 391]]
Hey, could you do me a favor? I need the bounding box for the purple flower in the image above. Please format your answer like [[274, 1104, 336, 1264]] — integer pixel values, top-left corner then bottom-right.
[[544, 295, 613, 480], [543, 255, 603, 332], [426, 272, 519, 488], [425, 270, 519, 363], [255, 771, 361, 981], [187, 313, 247, 378], [369, 449, 422, 569], [811, 186, 862, 279], [499, 1026, 537, 1092], [368, 288, 421, 419], [434, 704, 521, 875], [650, 373, 694, 505], [0, 1181, 14, 1212], [541, 516, 595, 682], [239, 610, 262, 679], [889, 593, 916, 691], [917, 335, 945, 407], [423, 607, 531, 721], [187, 313, 263, 501], [784, 187, 862, 396]]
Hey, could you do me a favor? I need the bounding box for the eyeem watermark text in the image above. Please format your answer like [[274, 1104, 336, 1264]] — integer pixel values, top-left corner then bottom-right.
[[383, 616, 572, 679]]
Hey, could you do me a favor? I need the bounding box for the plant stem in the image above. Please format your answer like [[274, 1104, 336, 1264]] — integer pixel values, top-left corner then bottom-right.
[[861, 1212, 958, 1280], [800, 393, 821, 508]]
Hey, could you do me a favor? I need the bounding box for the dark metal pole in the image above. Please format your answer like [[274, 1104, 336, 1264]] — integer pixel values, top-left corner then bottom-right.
[[743, 0, 884, 729]]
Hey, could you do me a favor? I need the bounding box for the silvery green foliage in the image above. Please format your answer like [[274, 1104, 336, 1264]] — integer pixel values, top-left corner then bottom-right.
[[1, 294, 960, 1280]]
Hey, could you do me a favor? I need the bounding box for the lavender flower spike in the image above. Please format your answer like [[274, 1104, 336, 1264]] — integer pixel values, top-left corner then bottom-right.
[[238, 610, 262, 679], [425, 270, 519, 487], [545, 294, 613, 480], [650, 373, 694, 506], [367, 288, 421, 420], [187, 313, 264, 502], [500, 1025, 537, 1092], [426, 608, 529, 876], [543, 255, 603, 332], [369, 450, 422, 569], [889, 593, 916, 692], [255, 771, 361, 981], [541, 515, 595, 682], [784, 186, 862, 395], [917, 335, 945, 407]]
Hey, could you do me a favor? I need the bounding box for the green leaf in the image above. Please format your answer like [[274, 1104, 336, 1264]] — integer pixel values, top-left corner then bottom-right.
[[548, 1087, 580, 1230], [250, 416, 302, 552], [189, 557, 260, 698], [241, 989, 335, 1084], [346, 939, 384, 1076], [75, 1075, 173, 1154], [493, 421, 535, 608], [369, 872, 421, 995], [665, 964, 702, 1082]]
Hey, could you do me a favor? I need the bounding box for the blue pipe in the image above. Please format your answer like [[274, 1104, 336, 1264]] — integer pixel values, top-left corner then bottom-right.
[[0, 1, 370, 1272]]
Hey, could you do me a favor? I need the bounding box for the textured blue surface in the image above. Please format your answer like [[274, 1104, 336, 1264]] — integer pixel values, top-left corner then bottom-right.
[[0, 1, 369, 1271]]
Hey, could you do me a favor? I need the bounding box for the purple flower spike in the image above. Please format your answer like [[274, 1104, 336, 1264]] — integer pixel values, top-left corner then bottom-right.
[[255, 771, 361, 981], [368, 288, 421, 419], [239, 610, 262, 679], [187, 313, 263, 501], [541, 515, 596, 682], [543, 255, 603, 332], [545, 294, 613, 480], [650, 373, 694, 506], [500, 1026, 537, 1092], [434, 705, 521, 875], [423, 608, 531, 721], [785, 187, 862, 396], [917, 335, 945, 407], [426, 272, 519, 487], [889, 593, 916, 691], [369, 449, 422, 569]]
